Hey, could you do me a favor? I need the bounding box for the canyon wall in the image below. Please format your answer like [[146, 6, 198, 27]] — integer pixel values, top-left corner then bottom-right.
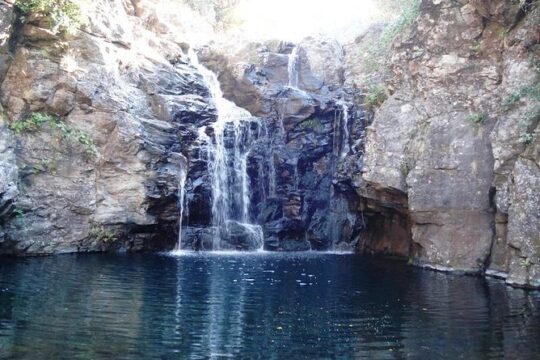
[[0, 0, 214, 254], [0, 0, 538, 289], [345, 0, 539, 288]]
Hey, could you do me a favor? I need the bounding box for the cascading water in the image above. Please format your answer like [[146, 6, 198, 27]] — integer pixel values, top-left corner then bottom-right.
[[188, 50, 264, 251], [287, 46, 299, 88], [339, 102, 350, 159], [268, 151, 277, 197], [175, 166, 187, 250]]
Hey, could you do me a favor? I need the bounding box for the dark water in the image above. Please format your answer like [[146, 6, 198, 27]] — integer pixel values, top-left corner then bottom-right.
[[0, 252, 539, 359]]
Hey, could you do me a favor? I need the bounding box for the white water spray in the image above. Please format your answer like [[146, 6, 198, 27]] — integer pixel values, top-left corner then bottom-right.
[[188, 49, 264, 251], [269, 152, 276, 197], [175, 166, 188, 250], [287, 46, 299, 88], [339, 102, 350, 159]]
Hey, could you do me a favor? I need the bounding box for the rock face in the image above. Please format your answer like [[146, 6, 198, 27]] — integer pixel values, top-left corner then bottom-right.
[[0, 0, 214, 254], [0, 1, 15, 78], [0, 0, 538, 290], [345, 0, 540, 287], [0, 1, 364, 255], [177, 37, 364, 251]]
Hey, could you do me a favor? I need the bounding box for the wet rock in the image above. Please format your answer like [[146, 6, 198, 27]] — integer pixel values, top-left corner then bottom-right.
[[0, 106, 18, 247], [181, 227, 216, 251], [219, 221, 264, 251], [186, 37, 360, 252]]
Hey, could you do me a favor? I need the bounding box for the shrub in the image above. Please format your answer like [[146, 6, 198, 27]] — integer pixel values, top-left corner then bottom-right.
[[518, 131, 536, 145], [9, 112, 51, 134], [89, 224, 117, 243], [467, 112, 487, 124], [364, 84, 388, 109], [357, 0, 421, 79], [15, 0, 84, 34]]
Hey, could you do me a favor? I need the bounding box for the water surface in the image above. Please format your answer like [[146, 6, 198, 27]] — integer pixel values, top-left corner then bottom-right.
[[0, 252, 539, 359]]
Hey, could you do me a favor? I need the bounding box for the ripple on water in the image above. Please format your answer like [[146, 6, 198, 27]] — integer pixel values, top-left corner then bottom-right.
[[0, 253, 538, 359]]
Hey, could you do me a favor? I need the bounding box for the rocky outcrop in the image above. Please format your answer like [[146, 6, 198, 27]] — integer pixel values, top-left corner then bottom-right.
[[0, 103, 18, 245], [178, 37, 364, 251], [0, 0, 537, 292], [0, 0, 214, 254], [0, 1, 15, 78], [346, 0, 539, 287]]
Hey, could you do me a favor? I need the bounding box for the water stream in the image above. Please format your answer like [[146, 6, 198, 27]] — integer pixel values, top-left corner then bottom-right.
[[287, 46, 299, 88], [187, 50, 264, 251], [339, 102, 350, 159], [175, 167, 187, 251]]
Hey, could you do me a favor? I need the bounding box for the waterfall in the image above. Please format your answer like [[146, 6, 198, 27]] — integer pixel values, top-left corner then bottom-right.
[[240, 153, 250, 222], [339, 102, 350, 159], [268, 151, 276, 197], [287, 46, 299, 88], [188, 49, 264, 251], [175, 166, 187, 250]]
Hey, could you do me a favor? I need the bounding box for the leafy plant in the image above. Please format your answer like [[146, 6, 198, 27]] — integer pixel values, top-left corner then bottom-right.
[[89, 224, 117, 243], [364, 84, 388, 109], [27, 158, 54, 174], [74, 132, 98, 156], [467, 112, 487, 124], [518, 131, 535, 144], [15, 0, 84, 34], [299, 118, 324, 131], [502, 83, 540, 111], [9, 113, 51, 134], [10, 112, 98, 157], [13, 208, 24, 219], [520, 257, 533, 268]]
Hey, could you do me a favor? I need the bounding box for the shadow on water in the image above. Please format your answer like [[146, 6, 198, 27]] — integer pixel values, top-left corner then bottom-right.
[[0, 252, 539, 359]]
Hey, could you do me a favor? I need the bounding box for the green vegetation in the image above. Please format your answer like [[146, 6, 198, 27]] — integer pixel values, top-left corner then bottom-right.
[[467, 112, 487, 125], [357, 0, 421, 79], [29, 158, 49, 174], [377, 0, 421, 50], [15, 0, 84, 34], [13, 208, 24, 219], [518, 130, 537, 145], [12, 207, 29, 233], [517, 104, 540, 145], [364, 84, 388, 109], [9, 112, 49, 134], [502, 81, 540, 145], [10, 112, 98, 157], [520, 257, 533, 268], [469, 43, 481, 54], [89, 224, 117, 243], [183, 0, 242, 31], [299, 118, 324, 131], [502, 83, 540, 112]]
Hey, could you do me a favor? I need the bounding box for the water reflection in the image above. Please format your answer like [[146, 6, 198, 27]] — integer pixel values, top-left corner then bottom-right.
[[0, 253, 539, 359]]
